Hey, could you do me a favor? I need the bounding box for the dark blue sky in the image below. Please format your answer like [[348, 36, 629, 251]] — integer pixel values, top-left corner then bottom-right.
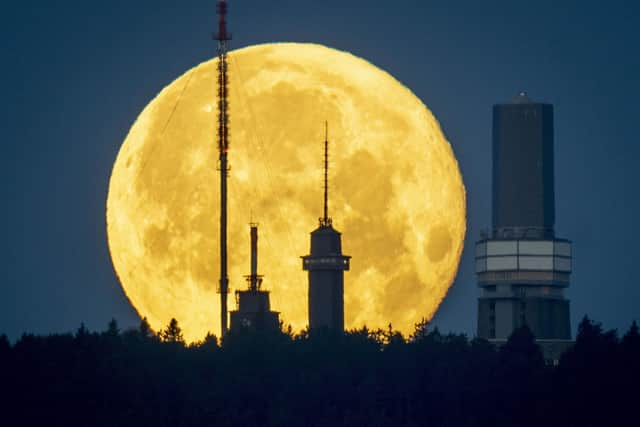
[[2, 0, 639, 339]]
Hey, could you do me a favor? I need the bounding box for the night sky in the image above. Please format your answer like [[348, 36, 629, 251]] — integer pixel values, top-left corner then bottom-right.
[[2, 0, 639, 340]]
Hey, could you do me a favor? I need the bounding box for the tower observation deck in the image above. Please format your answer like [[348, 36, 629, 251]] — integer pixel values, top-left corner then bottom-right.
[[476, 93, 572, 349]]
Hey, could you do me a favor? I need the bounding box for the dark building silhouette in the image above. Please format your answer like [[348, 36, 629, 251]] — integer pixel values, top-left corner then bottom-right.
[[476, 93, 572, 350], [230, 224, 279, 332], [302, 124, 350, 331], [302, 225, 350, 331]]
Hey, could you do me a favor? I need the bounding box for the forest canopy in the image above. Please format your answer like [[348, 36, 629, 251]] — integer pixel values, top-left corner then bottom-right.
[[1, 316, 638, 427]]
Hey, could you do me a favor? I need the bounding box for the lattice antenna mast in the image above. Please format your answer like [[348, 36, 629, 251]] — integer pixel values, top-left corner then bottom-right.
[[215, 0, 232, 337], [320, 121, 333, 227]]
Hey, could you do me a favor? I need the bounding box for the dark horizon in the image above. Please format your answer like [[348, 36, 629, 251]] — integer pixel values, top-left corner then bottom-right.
[[2, 316, 638, 426], [2, 0, 639, 340]]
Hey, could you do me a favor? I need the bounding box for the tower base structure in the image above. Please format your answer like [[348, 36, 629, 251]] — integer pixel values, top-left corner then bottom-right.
[[475, 233, 574, 363], [230, 290, 280, 332], [475, 234, 573, 337], [229, 224, 280, 333], [485, 338, 574, 365]]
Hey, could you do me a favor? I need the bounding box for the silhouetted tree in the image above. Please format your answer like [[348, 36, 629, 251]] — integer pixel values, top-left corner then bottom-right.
[[555, 316, 621, 426], [384, 324, 405, 349], [105, 318, 120, 337], [572, 315, 619, 363], [160, 318, 184, 344], [135, 316, 155, 341], [576, 315, 604, 344], [76, 322, 89, 339], [500, 325, 544, 368], [490, 326, 547, 426], [409, 317, 430, 342], [200, 332, 218, 350], [6, 314, 639, 427], [618, 320, 640, 417], [120, 318, 155, 346], [74, 322, 92, 350]]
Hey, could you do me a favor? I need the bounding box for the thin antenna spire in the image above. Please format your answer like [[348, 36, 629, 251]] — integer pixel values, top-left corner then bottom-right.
[[245, 223, 263, 292], [320, 121, 332, 227], [214, 0, 232, 337], [324, 121, 328, 222]]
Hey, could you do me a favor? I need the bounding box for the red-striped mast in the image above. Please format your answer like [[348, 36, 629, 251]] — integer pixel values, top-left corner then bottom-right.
[[214, 0, 231, 337]]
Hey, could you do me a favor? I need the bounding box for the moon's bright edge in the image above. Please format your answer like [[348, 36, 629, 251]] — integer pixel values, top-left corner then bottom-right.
[[106, 43, 466, 343]]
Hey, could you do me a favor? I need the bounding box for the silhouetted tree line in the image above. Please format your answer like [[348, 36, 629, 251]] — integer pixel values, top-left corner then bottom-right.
[[1, 316, 638, 427]]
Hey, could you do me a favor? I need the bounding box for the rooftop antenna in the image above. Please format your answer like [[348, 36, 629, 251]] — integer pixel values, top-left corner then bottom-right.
[[246, 223, 263, 292], [230, 221, 279, 332], [214, 0, 232, 337], [320, 121, 332, 227]]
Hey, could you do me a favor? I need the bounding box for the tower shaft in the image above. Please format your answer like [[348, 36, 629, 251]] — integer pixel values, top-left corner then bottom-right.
[[215, 0, 231, 337], [492, 93, 555, 238]]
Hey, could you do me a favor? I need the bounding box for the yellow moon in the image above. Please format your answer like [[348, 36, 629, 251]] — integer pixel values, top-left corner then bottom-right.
[[106, 43, 466, 343]]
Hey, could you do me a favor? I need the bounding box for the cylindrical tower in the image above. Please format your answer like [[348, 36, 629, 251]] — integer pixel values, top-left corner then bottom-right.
[[492, 92, 555, 239], [302, 226, 350, 331], [476, 92, 572, 343]]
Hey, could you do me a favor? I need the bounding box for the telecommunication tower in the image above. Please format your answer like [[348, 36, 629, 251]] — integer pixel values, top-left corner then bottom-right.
[[475, 93, 573, 359], [214, 0, 231, 337], [302, 123, 351, 331], [230, 224, 280, 332]]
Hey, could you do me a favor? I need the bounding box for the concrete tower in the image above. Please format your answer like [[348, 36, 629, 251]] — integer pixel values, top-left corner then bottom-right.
[[302, 123, 350, 331], [230, 224, 280, 332], [476, 93, 572, 352]]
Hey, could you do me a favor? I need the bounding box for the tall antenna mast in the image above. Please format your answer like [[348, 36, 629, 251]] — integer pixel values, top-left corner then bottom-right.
[[215, 0, 231, 337], [320, 121, 332, 227]]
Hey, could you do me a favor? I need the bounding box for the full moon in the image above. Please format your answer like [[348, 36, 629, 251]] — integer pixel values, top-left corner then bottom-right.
[[107, 43, 466, 343]]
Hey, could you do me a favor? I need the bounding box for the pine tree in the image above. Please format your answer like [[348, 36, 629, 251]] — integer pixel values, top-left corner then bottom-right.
[[200, 332, 218, 351], [501, 324, 544, 369], [573, 315, 618, 357], [161, 318, 184, 344], [409, 317, 430, 343], [105, 318, 120, 337], [575, 315, 602, 345], [75, 322, 89, 342], [138, 317, 153, 340]]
